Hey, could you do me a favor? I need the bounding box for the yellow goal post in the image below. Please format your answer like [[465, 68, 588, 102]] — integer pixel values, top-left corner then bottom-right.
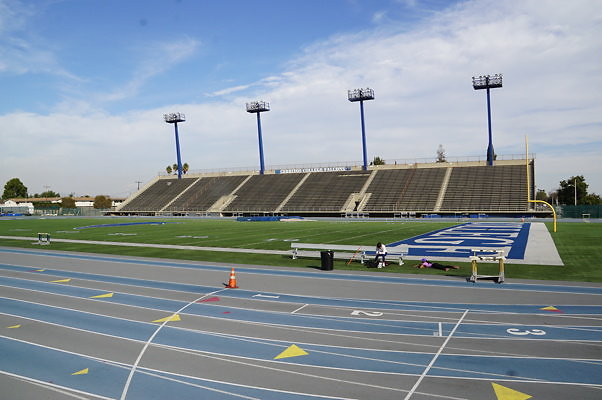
[[528, 200, 557, 232]]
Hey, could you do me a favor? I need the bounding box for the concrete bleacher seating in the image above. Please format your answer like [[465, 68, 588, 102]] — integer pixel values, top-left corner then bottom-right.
[[119, 178, 197, 212], [116, 160, 531, 216], [224, 173, 306, 213], [280, 171, 371, 212], [363, 167, 446, 212], [166, 175, 248, 212], [439, 164, 527, 212]]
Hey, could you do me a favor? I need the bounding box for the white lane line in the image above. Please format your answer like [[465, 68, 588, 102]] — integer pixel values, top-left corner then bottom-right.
[[0, 370, 113, 400], [119, 288, 227, 400], [404, 309, 469, 400], [0, 335, 259, 400], [291, 304, 308, 314]]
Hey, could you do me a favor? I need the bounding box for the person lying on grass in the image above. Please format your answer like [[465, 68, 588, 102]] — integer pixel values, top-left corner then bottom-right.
[[415, 258, 460, 272]]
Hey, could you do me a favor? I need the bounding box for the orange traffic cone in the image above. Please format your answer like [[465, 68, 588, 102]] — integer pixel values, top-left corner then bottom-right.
[[225, 268, 239, 288]]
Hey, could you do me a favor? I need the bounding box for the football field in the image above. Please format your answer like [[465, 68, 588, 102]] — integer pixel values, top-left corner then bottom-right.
[[0, 216, 600, 281]]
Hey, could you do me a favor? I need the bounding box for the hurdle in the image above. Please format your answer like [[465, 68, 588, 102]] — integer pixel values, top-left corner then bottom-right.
[[37, 232, 51, 245], [468, 248, 505, 283]]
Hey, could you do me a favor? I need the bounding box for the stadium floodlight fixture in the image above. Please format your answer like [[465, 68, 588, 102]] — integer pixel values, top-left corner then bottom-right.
[[246, 101, 270, 175], [472, 74, 502, 89], [164, 112, 186, 179], [348, 88, 375, 102], [472, 74, 503, 166], [348, 88, 375, 171]]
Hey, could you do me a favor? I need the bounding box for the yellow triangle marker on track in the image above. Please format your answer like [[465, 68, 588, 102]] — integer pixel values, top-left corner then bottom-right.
[[7, 325, 21, 329], [152, 314, 181, 323], [71, 368, 89, 375], [492, 383, 532, 400], [274, 344, 309, 360], [540, 305, 562, 312], [35, 269, 46, 272], [49, 278, 71, 283], [90, 292, 114, 299]]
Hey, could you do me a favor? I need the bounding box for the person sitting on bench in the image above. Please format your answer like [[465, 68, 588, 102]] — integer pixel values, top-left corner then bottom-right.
[[374, 242, 387, 268], [415, 258, 459, 272]]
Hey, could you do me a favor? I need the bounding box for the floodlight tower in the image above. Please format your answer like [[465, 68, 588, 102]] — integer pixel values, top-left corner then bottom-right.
[[472, 74, 502, 166], [164, 112, 186, 179], [246, 100, 270, 175], [348, 88, 375, 171]]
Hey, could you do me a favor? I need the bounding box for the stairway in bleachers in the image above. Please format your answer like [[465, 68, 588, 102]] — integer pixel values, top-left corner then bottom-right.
[[119, 178, 198, 212], [224, 173, 306, 213], [166, 175, 249, 212], [280, 170, 371, 212]]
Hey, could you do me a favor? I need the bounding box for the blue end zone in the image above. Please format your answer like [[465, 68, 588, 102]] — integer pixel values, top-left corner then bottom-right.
[[387, 222, 530, 260], [507, 223, 530, 259]]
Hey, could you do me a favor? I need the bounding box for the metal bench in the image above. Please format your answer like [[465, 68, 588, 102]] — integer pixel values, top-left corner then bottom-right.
[[290, 242, 408, 265]]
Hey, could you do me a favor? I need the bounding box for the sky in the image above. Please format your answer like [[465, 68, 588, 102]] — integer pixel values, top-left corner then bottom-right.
[[1, 0, 601, 199]]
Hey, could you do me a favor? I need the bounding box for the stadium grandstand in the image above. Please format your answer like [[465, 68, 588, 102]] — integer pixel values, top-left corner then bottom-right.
[[115, 155, 545, 218]]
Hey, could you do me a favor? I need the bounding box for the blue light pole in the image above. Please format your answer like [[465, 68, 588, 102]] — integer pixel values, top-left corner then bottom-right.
[[348, 88, 375, 170], [246, 101, 270, 175], [472, 74, 502, 166], [164, 112, 186, 179]]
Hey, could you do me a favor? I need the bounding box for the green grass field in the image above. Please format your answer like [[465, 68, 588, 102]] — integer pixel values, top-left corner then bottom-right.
[[0, 217, 601, 282]]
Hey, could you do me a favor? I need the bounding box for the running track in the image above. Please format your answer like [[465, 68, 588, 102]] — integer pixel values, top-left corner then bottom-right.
[[0, 246, 601, 399]]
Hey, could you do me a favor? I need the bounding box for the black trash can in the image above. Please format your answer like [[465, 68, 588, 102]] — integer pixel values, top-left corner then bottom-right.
[[320, 250, 334, 271]]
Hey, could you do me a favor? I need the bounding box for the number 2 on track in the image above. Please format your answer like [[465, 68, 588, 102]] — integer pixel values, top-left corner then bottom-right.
[[351, 310, 383, 317]]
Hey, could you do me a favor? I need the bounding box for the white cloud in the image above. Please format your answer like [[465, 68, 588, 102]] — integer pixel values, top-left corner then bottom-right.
[[372, 10, 388, 24], [207, 84, 253, 97], [0, 0, 79, 79], [1, 0, 601, 197], [94, 37, 201, 104]]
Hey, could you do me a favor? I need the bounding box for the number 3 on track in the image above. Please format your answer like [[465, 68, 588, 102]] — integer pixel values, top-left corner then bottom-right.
[[506, 328, 546, 336]]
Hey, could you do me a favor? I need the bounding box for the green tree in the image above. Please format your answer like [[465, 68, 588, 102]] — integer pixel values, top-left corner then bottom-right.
[[3, 178, 28, 200], [371, 156, 385, 166], [583, 193, 602, 205], [535, 189, 548, 201], [40, 190, 60, 198], [61, 197, 76, 208], [167, 163, 188, 175], [557, 175, 588, 205], [93, 195, 112, 209]]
